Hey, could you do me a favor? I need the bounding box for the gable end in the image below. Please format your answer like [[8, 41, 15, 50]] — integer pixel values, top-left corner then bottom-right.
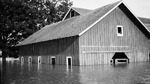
[[79, 2, 150, 39], [119, 3, 150, 39]]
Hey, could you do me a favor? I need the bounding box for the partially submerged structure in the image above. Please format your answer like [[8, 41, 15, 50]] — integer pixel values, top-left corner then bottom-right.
[[17, 1, 150, 65]]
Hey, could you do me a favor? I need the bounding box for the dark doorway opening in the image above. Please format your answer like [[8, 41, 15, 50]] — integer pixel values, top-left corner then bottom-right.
[[68, 58, 71, 66], [111, 52, 129, 64], [52, 58, 55, 65], [39, 59, 41, 64]]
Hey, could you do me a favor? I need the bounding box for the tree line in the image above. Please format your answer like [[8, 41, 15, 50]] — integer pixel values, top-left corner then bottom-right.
[[0, 0, 72, 58]]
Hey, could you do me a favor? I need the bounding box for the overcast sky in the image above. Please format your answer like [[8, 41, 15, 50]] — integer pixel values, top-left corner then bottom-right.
[[71, 0, 150, 18]]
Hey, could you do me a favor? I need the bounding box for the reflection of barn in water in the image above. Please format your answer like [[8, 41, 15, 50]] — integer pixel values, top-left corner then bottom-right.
[[17, 1, 150, 65]]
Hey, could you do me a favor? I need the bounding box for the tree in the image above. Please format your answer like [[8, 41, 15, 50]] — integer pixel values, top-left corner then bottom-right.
[[0, 0, 72, 59]]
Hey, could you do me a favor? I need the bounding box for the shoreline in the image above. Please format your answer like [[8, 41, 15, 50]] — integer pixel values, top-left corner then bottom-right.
[[0, 57, 19, 61]]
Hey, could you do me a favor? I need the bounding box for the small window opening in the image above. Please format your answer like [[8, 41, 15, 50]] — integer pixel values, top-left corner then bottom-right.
[[117, 25, 123, 36], [71, 10, 74, 17], [28, 57, 32, 64], [38, 56, 42, 64], [117, 59, 127, 62]]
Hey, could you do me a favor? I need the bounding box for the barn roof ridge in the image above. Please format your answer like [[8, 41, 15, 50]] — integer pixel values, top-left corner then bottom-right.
[[64, 6, 150, 25], [17, 0, 150, 46], [71, 7, 92, 14]]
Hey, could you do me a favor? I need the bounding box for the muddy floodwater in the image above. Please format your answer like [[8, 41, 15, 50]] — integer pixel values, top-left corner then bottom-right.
[[1, 59, 150, 84]]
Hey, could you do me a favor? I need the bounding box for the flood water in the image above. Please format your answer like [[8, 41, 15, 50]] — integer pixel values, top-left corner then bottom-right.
[[1, 59, 150, 84]]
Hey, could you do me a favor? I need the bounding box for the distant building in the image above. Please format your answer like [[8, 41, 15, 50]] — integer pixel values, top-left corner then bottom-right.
[[17, 1, 150, 65]]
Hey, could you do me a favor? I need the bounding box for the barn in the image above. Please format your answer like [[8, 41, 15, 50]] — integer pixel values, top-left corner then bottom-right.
[[17, 1, 150, 66]]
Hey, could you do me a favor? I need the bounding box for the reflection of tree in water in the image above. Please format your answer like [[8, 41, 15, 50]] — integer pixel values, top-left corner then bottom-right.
[[1, 61, 7, 84]]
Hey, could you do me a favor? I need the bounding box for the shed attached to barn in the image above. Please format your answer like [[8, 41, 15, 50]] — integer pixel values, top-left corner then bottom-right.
[[17, 1, 150, 65]]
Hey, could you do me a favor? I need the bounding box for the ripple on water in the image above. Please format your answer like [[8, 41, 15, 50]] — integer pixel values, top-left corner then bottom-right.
[[2, 62, 150, 84]]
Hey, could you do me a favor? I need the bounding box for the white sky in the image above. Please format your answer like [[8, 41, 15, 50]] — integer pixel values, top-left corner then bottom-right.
[[71, 0, 150, 18]]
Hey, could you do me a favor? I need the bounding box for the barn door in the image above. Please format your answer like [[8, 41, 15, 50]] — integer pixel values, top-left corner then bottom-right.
[[112, 52, 129, 64]]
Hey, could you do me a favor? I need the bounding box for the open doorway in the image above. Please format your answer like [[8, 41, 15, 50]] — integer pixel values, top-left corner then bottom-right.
[[66, 56, 72, 66], [111, 52, 129, 64], [51, 56, 56, 65]]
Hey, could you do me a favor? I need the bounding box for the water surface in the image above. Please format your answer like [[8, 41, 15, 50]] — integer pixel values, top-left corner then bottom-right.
[[1, 59, 150, 84]]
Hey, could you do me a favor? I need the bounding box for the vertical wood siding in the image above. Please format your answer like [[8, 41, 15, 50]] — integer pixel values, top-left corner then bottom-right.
[[79, 7, 150, 65], [19, 36, 79, 65]]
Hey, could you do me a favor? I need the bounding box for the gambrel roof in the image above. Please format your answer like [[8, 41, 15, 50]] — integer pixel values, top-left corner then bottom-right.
[[17, 1, 150, 46]]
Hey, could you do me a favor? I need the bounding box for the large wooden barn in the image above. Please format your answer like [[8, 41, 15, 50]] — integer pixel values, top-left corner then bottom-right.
[[17, 1, 150, 66]]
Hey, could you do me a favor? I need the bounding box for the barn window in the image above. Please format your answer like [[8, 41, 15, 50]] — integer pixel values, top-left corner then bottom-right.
[[71, 10, 74, 17], [38, 56, 42, 64], [117, 25, 123, 36], [28, 56, 32, 64]]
